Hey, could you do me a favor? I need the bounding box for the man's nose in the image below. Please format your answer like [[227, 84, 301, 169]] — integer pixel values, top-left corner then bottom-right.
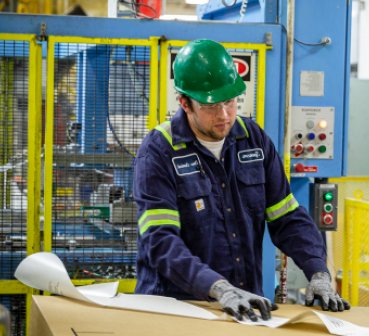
[[216, 103, 229, 117]]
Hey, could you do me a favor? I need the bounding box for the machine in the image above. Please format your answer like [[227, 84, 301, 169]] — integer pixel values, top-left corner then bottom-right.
[[0, 0, 352, 333], [196, 0, 351, 301]]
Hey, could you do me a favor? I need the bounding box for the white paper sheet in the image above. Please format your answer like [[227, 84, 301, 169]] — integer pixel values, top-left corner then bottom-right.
[[314, 311, 369, 336], [14, 252, 369, 335], [14, 252, 218, 320], [238, 309, 369, 336]]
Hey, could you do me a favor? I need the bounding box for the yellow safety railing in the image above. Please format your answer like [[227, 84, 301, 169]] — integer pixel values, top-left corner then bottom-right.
[[0, 32, 43, 336], [342, 193, 369, 306]]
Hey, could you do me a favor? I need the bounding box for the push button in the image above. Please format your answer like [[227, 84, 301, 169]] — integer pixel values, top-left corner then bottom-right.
[[318, 145, 327, 153], [306, 120, 315, 129], [323, 214, 334, 225]]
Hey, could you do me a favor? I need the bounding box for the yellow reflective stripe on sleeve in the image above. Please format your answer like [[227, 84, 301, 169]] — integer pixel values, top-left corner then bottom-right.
[[155, 121, 186, 150], [266, 193, 299, 221], [138, 209, 180, 235], [236, 115, 249, 138], [138, 208, 179, 225]]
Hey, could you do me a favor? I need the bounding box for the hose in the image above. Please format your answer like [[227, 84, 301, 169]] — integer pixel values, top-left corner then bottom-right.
[[239, 0, 248, 18], [222, 0, 237, 7]]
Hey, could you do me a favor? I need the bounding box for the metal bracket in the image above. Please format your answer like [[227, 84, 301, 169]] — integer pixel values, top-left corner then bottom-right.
[[264, 32, 272, 47], [37, 22, 48, 42]]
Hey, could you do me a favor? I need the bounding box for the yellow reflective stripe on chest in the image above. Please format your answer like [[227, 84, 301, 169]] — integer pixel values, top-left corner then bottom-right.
[[266, 193, 299, 221], [155, 121, 186, 150], [138, 209, 180, 235]]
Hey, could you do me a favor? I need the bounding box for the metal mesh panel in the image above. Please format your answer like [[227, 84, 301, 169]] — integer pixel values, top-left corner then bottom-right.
[[50, 42, 150, 279], [0, 295, 26, 336], [0, 39, 29, 336]]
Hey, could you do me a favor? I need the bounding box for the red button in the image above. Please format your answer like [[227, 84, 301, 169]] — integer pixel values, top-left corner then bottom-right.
[[323, 214, 334, 225], [307, 145, 315, 153], [319, 133, 327, 141], [294, 143, 304, 154], [294, 163, 305, 173]]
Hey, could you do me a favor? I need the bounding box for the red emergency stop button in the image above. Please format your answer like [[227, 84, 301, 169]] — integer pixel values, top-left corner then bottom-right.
[[294, 163, 305, 173], [323, 213, 334, 225], [294, 143, 304, 155]]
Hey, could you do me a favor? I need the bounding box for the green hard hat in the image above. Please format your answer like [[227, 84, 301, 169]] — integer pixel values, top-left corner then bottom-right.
[[173, 39, 246, 104]]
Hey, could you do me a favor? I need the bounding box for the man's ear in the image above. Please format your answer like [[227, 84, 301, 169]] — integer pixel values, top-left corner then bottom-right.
[[178, 95, 190, 112]]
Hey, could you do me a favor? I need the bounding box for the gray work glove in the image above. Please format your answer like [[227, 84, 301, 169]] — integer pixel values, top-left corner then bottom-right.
[[305, 272, 350, 312], [209, 279, 274, 321]]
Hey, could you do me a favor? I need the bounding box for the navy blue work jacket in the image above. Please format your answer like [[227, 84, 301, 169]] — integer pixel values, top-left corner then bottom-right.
[[133, 108, 328, 300]]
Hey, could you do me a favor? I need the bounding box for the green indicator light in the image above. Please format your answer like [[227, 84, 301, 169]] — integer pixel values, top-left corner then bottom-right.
[[324, 203, 333, 213], [324, 192, 334, 202], [318, 145, 327, 153]]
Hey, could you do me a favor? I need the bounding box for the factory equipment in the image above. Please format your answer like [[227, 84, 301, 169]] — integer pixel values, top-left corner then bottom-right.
[[197, 0, 352, 303], [196, 0, 351, 194], [166, 49, 257, 119], [0, 36, 31, 335], [0, 35, 153, 334], [310, 181, 338, 231], [0, 0, 352, 333], [43, 40, 151, 282]]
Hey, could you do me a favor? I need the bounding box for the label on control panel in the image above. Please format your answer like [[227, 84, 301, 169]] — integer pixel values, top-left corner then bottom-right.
[[300, 71, 324, 97], [291, 106, 334, 160], [294, 163, 318, 173]]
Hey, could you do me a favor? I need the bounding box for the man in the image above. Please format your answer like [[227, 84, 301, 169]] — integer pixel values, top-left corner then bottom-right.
[[133, 39, 350, 321]]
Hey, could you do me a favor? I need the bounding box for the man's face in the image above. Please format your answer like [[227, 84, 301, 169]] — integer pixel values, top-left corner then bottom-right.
[[180, 96, 238, 142]]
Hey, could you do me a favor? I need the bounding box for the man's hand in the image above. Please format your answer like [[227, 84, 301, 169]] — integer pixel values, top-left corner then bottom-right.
[[305, 272, 350, 312], [209, 279, 275, 321]]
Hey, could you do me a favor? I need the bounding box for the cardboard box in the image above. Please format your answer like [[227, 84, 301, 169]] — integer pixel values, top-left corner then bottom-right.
[[30, 295, 369, 336]]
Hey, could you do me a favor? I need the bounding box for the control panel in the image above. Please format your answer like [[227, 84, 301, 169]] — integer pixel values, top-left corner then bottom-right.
[[310, 182, 338, 231], [291, 107, 335, 169]]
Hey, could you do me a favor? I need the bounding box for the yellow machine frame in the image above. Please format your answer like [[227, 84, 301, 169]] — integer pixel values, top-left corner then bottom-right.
[[0, 32, 42, 335], [0, 33, 272, 335]]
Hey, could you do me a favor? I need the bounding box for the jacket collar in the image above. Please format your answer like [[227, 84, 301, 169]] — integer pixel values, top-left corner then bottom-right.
[[170, 107, 248, 147]]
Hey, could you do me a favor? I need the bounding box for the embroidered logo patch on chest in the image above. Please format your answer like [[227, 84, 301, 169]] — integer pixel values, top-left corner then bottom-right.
[[238, 148, 264, 163], [172, 153, 201, 176]]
